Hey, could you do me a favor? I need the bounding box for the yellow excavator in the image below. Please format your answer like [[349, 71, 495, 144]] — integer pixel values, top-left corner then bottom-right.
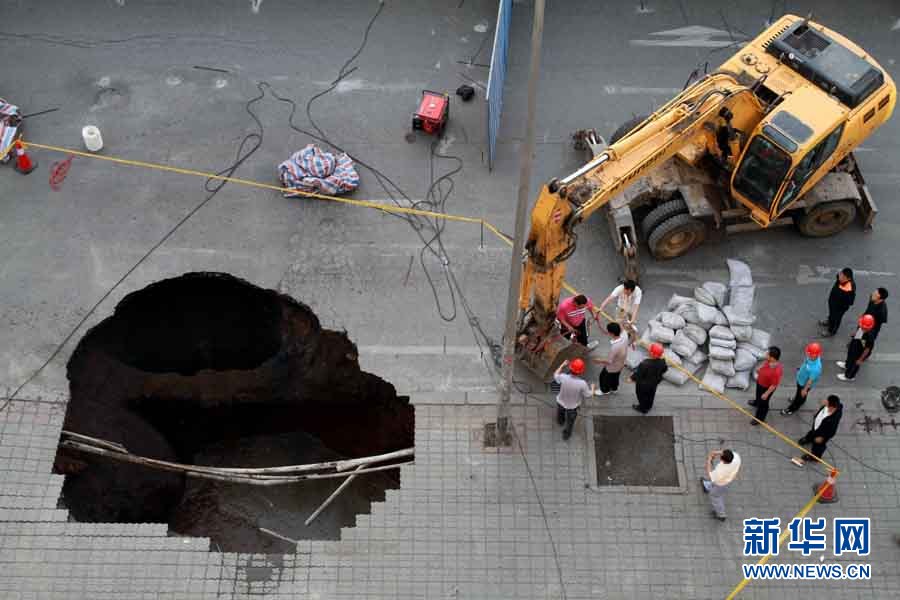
[[516, 14, 895, 379]]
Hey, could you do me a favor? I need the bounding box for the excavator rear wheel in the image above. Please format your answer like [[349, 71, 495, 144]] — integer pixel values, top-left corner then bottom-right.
[[795, 200, 857, 237], [641, 197, 688, 239], [647, 213, 706, 260]]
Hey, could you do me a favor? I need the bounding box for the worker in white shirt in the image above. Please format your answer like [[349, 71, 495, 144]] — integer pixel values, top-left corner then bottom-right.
[[594, 322, 628, 395], [701, 449, 741, 522], [552, 358, 595, 441], [599, 279, 643, 340]]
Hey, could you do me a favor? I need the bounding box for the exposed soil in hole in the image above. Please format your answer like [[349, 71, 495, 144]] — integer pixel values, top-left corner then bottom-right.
[[55, 272, 413, 551], [593, 415, 678, 487], [99, 274, 283, 375]]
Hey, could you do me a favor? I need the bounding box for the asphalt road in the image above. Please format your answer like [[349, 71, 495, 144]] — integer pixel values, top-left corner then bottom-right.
[[1, 0, 898, 402]]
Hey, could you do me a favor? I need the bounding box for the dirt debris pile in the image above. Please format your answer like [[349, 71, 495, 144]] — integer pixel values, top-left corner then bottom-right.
[[55, 272, 413, 542]]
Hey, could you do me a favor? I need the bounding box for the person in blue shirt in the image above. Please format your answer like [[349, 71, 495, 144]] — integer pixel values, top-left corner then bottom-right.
[[781, 343, 822, 416]]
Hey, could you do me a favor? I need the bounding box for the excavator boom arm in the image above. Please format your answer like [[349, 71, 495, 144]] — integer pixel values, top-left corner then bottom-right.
[[568, 73, 752, 223], [517, 73, 762, 349]]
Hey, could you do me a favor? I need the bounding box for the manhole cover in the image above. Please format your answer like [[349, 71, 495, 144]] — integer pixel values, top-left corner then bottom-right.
[[593, 416, 678, 487], [482, 421, 513, 448]]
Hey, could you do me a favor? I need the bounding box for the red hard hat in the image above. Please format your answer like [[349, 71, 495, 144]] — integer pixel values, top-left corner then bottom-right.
[[569, 358, 586, 375], [859, 314, 876, 331], [805, 342, 822, 359], [649, 343, 664, 358]]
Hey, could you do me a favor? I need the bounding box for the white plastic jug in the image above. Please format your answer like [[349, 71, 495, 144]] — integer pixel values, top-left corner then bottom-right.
[[82, 126, 103, 152]]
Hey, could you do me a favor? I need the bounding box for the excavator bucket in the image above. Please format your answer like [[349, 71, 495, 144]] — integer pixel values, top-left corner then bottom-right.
[[518, 325, 589, 381]]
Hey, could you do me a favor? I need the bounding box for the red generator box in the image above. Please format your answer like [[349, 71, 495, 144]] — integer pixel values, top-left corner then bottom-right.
[[412, 90, 449, 136]]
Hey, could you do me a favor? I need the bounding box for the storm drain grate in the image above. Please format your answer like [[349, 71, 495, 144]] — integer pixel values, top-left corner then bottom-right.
[[592, 415, 678, 487]]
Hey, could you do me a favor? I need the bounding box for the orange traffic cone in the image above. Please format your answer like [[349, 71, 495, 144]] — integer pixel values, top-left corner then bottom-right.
[[14, 140, 36, 174], [814, 469, 839, 504]]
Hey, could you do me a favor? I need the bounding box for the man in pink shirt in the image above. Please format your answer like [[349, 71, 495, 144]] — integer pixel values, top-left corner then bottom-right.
[[557, 294, 601, 350]]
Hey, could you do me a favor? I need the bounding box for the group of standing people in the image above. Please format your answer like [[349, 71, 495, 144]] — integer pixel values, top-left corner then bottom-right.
[[550, 269, 889, 521], [702, 271, 888, 517], [553, 279, 677, 419], [739, 271, 887, 470], [553, 281, 660, 426], [820, 269, 888, 381]]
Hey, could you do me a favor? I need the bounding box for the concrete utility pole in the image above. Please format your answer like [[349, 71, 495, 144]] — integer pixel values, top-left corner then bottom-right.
[[498, 0, 546, 439]]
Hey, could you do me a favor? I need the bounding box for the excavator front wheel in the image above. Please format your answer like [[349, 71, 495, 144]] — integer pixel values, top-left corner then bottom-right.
[[795, 200, 857, 237], [647, 213, 706, 260], [641, 197, 688, 238]]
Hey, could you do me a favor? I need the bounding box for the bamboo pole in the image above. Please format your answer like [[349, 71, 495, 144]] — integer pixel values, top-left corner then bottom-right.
[[258, 527, 299, 545], [59, 440, 412, 486], [304, 464, 365, 526], [60, 430, 127, 453], [59, 432, 413, 475], [335, 448, 415, 472], [183, 462, 411, 485]]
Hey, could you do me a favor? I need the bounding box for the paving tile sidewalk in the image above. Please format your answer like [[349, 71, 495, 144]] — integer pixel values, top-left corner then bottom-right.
[[2, 384, 899, 599]]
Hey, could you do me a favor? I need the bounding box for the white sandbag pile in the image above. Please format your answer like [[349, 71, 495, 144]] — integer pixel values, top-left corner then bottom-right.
[[640, 259, 772, 393]]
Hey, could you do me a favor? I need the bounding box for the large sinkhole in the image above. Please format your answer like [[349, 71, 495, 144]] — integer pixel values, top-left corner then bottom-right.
[[54, 272, 414, 553]]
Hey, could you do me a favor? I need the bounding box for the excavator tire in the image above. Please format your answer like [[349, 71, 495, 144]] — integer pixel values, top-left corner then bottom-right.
[[641, 197, 688, 239], [795, 200, 857, 237], [609, 114, 649, 144], [647, 213, 706, 260]]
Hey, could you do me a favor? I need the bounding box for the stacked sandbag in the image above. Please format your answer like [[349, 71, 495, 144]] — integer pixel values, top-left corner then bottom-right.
[[641, 259, 772, 392]]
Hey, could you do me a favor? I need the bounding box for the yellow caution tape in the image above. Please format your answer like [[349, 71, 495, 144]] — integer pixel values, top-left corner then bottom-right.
[[0, 138, 16, 162], [725, 481, 834, 599], [21, 140, 486, 226]]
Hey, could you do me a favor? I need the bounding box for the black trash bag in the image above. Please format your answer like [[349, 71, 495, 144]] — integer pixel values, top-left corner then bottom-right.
[[456, 84, 475, 102]]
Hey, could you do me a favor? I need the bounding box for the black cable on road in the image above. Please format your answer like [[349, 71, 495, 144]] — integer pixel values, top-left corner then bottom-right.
[[0, 83, 268, 414], [257, 2, 503, 367]]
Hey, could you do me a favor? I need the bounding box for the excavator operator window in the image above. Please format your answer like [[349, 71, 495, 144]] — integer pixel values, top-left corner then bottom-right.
[[733, 135, 791, 211], [775, 123, 846, 215]]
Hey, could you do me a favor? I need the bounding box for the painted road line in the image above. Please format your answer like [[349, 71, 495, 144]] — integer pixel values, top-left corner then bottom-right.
[[311, 78, 426, 93], [644, 265, 897, 285], [604, 85, 683, 95], [630, 25, 743, 48], [358, 345, 486, 356], [797, 265, 896, 284], [834, 352, 900, 363], [362, 345, 900, 363]]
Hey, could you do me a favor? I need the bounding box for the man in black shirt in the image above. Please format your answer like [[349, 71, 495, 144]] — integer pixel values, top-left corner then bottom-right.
[[837, 315, 876, 382], [863, 287, 888, 339], [819, 268, 855, 337], [791, 395, 843, 467], [629, 343, 668, 414]]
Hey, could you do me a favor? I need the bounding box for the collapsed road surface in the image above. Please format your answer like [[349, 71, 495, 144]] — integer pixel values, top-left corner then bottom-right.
[[54, 272, 413, 551]]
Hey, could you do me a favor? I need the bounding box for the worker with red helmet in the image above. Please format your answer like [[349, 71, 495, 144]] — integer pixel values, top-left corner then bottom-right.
[[628, 342, 668, 414], [553, 358, 595, 440], [781, 342, 823, 416], [837, 314, 877, 382]]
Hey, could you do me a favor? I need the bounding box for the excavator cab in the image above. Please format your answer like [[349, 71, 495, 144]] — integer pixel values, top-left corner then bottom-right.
[[731, 83, 875, 235], [731, 19, 893, 233], [730, 99, 844, 227]]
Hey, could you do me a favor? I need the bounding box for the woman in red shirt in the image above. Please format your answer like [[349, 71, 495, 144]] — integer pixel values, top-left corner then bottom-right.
[[749, 346, 782, 424]]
